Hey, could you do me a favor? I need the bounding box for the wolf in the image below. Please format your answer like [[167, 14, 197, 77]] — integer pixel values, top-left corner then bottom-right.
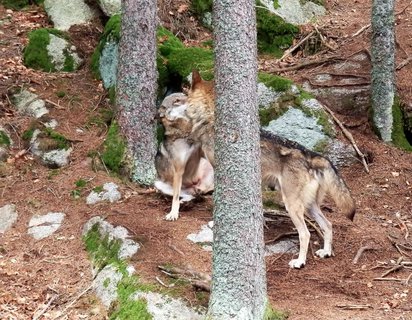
[[156, 72, 356, 269], [155, 93, 214, 213]]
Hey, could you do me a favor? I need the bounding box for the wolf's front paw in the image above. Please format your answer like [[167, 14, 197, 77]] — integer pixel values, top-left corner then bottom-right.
[[315, 249, 332, 258], [288, 258, 305, 269], [165, 211, 179, 221]]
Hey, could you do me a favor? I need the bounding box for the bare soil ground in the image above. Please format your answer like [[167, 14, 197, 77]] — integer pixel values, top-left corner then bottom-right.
[[0, 1, 412, 319]]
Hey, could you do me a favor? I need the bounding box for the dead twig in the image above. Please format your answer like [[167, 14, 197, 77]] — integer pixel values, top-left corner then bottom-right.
[[155, 276, 172, 288], [336, 303, 372, 310], [380, 264, 404, 278], [33, 294, 59, 320], [352, 246, 377, 264], [321, 103, 369, 173], [396, 56, 412, 71], [168, 243, 185, 256], [351, 24, 371, 38], [280, 31, 315, 61], [265, 231, 299, 244], [45, 99, 64, 110], [53, 284, 92, 320], [303, 77, 370, 88], [192, 280, 211, 292], [405, 273, 412, 285], [314, 25, 336, 51]]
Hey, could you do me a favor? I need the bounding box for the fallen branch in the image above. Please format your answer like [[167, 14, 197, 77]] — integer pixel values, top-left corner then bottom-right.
[[303, 76, 370, 88], [373, 277, 405, 282], [336, 303, 372, 310], [351, 24, 371, 38], [352, 246, 377, 264], [270, 56, 344, 73], [45, 99, 64, 110], [265, 231, 299, 244], [158, 265, 211, 292], [321, 103, 369, 173], [380, 264, 404, 278], [314, 25, 336, 51], [396, 56, 412, 71], [280, 31, 315, 61]]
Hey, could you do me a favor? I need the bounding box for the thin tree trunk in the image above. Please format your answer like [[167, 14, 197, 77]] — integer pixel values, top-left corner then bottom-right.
[[371, 0, 395, 142], [117, 0, 158, 185], [208, 1, 267, 319]]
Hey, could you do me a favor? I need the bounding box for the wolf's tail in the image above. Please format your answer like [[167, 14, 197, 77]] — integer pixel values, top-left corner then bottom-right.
[[318, 160, 356, 221]]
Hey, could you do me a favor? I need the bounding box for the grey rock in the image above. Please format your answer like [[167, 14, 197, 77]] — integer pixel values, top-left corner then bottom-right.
[[265, 240, 298, 256], [44, 0, 96, 31], [82, 216, 140, 261], [47, 34, 82, 71], [264, 107, 326, 150], [0, 147, 8, 162], [28, 212, 65, 240], [132, 292, 206, 320], [30, 130, 72, 168], [86, 182, 121, 204], [99, 40, 118, 89], [187, 224, 213, 244], [0, 204, 18, 233], [325, 140, 357, 168], [257, 82, 282, 108], [98, 0, 121, 16], [259, 0, 326, 25], [93, 264, 123, 308], [44, 119, 58, 129], [13, 90, 48, 118]]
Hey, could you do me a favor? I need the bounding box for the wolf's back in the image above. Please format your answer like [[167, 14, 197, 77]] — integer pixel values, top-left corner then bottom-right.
[[319, 160, 356, 220]]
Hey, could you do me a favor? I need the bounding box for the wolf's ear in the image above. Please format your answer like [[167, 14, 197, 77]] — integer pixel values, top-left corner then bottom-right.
[[191, 70, 202, 89]]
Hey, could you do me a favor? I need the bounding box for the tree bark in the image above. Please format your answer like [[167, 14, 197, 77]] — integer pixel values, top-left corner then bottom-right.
[[371, 0, 395, 142], [208, 1, 267, 319], [117, 0, 158, 185]]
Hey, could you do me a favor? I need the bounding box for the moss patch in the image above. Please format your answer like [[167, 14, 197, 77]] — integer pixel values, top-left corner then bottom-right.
[[391, 97, 412, 151], [167, 46, 214, 80], [259, 103, 289, 126], [42, 128, 70, 150], [258, 73, 293, 92], [83, 224, 154, 320], [0, 0, 29, 10], [91, 14, 121, 79], [23, 28, 68, 72], [101, 121, 126, 173], [0, 131, 11, 147], [256, 0, 299, 57], [264, 304, 289, 320]]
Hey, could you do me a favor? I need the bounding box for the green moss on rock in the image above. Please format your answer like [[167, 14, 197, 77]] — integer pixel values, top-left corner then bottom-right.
[[23, 28, 71, 72], [0, 131, 11, 147], [256, 1, 299, 57], [101, 121, 126, 173], [167, 46, 214, 80], [0, 0, 29, 10], [391, 97, 412, 151], [258, 72, 292, 92]]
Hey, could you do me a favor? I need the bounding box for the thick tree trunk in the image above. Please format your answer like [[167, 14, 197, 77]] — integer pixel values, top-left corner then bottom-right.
[[117, 0, 158, 185], [371, 0, 395, 142], [208, 1, 267, 319]]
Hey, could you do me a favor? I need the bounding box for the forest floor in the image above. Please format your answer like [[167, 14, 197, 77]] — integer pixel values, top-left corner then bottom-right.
[[1, 0, 412, 319]]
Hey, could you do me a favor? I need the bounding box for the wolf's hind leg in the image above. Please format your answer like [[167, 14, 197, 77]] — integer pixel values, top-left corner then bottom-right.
[[308, 203, 332, 258]]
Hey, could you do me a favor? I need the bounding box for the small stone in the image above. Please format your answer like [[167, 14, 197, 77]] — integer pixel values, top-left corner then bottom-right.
[[28, 212, 65, 240], [0, 204, 18, 233]]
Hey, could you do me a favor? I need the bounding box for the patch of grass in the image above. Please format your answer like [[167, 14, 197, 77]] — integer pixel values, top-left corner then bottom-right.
[[22, 128, 35, 141], [84, 223, 122, 271], [256, 0, 299, 57], [86, 107, 114, 128], [101, 121, 126, 173], [392, 96, 412, 151], [157, 26, 184, 57], [93, 185, 104, 193], [313, 138, 329, 153], [109, 277, 153, 320], [258, 72, 293, 92], [0, 0, 29, 10], [23, 28, 66, 72], [0, 131, 11, 146], [43, 128, 70, 150], [55, 91, 66, 98], [83, 224, 154, 320], [47, 169, 60, 180], [75, 179, 87, 188], [190, 0, 213, 20], [264, 304, 289, 320], [63, 50, 75, 72]]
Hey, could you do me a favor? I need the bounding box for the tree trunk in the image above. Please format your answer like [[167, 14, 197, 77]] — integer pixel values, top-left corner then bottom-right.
[[117, 0, 158, 185], [371, 0, 395, 142], [208, 1, 267, 319]]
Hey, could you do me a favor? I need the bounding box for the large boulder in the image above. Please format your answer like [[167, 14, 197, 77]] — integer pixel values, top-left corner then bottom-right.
[[44, 0, 97, 31], [260, 0, 326, 25], [23, 29, 82, 72]]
